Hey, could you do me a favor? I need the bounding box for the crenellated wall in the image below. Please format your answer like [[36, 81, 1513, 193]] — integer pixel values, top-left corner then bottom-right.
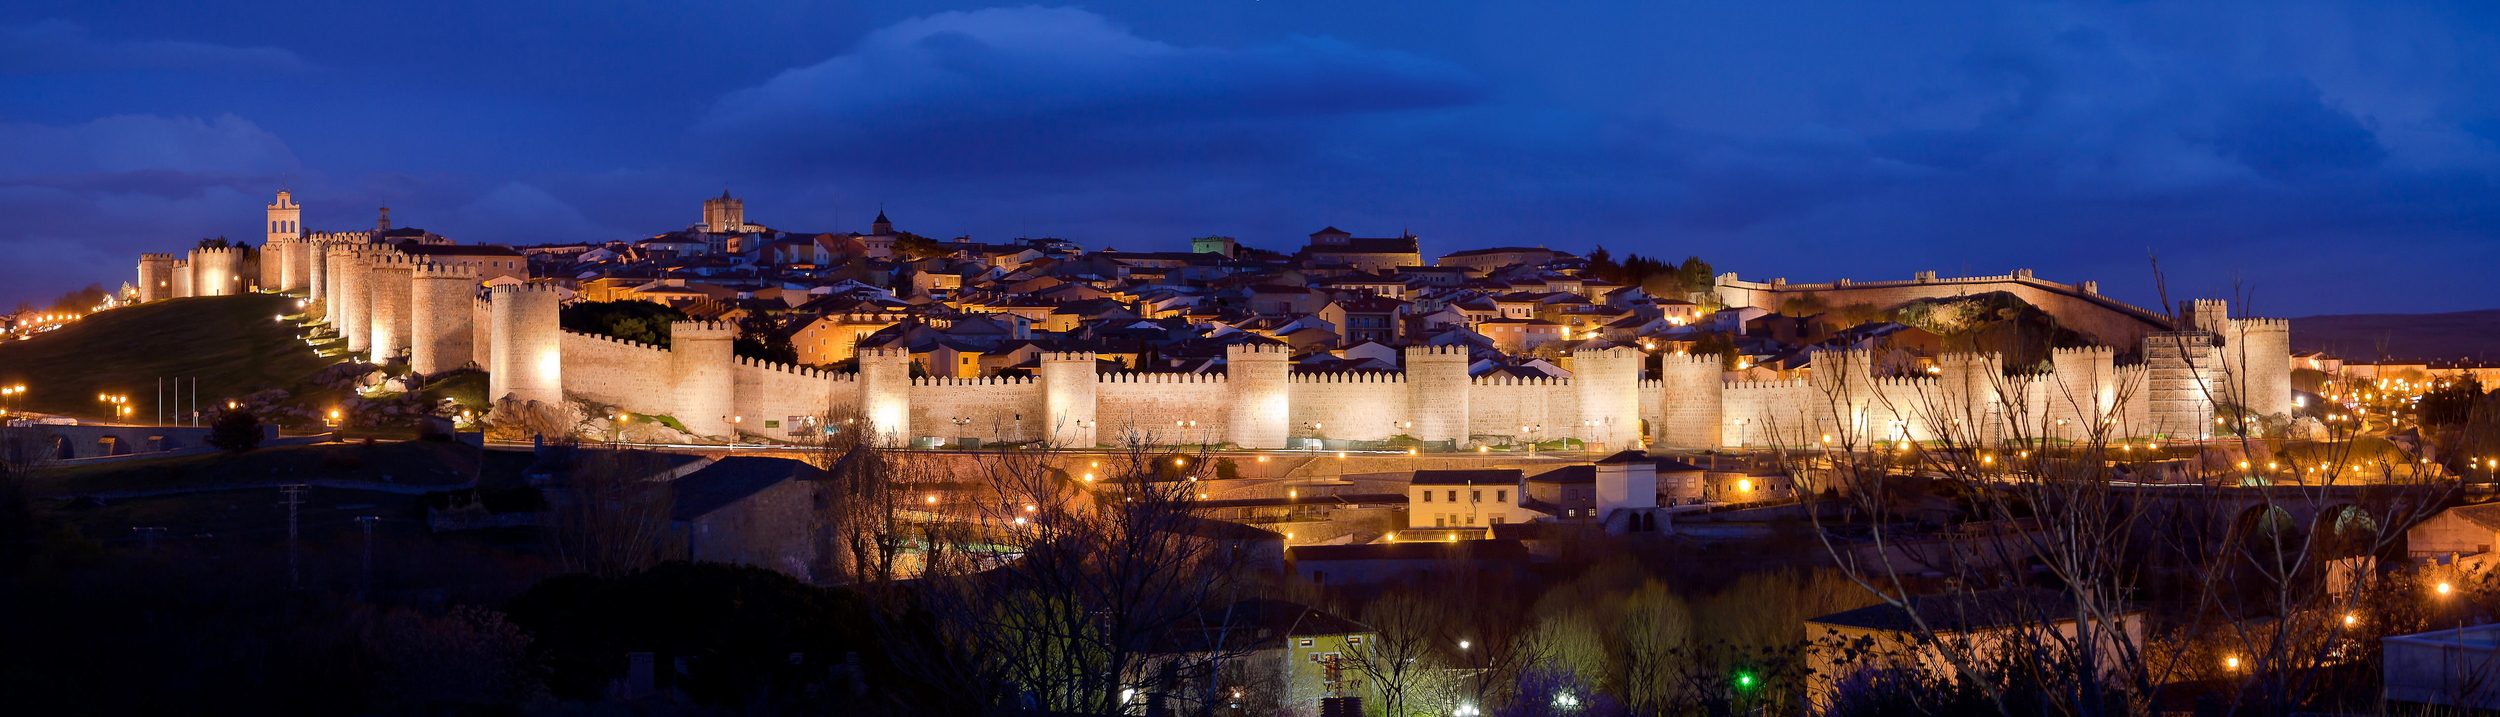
[[410, 263, 478, 375], [428, 273, 2298, 448], [136, 254, 176, 303]]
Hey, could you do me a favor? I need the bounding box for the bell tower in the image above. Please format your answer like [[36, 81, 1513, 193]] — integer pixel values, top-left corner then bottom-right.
[[266, 190, 302, 245]]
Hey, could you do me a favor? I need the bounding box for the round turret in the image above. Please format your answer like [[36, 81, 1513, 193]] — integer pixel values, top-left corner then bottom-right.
[[367, 254, 416, 360], [857, 346, 914, 445], [1404, 345, 1472, 445], [188, 246, 247, 297], [487, 283, 564, 406], [1225, 344, 1291, 448], [170, 259, 193, 298], [671, 320, 739, 439], [1040, 351, 1100, 448], [331, 246, 372, 353], [136, 254, 176, 303], [1655, 352, 1723, 449], [1571, 346, 1644, 451], [409, 263, 478, 375]]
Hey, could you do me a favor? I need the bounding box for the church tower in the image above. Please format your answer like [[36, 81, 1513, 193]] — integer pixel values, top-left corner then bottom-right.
[[378, 206, 393, 232], [703, 191, 745, 233], [266, 190, 301, 245]]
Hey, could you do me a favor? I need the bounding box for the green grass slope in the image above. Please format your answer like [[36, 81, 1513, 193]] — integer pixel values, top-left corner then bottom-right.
[[0, 294, 336, 423]]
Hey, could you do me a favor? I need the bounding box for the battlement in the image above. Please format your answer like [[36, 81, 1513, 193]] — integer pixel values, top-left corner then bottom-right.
[[1871, 375, 1941, 388], [915, 375, 1038, 386], [171, 260, 189, 268], [670, 320, 738, 337], [859, 347, 913, 360], [734, 355, 830, 378], [193, 246, 245, 257], [1101, 372, 1225, 384], [488, 282, 565, 296], [561, 329, 670, 353], [414, 262, 476, 280], [1571, 346, 1643, 360], [1659, 352, 1721, 368], [140, 253, 175, 262], [1041, 351, 1098, 363], [2051, 346, 2114, 358], [1404, 345, 1471, 358], [2236, 317, 2291, 332], [1725, 378, 1811, 390], [1225, 344, 1290, 359], [1474, 376, 1569, 387], [368, 253, 420, 267], [1290, 372, 1407, 384]]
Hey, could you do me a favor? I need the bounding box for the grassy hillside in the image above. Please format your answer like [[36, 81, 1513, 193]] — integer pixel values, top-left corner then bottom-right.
[[0, 294, 337, 423], [2290, 308, 2500, 362]]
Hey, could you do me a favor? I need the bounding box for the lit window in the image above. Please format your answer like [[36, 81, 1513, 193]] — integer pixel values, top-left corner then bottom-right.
[[1300, 638, 1314, 648]]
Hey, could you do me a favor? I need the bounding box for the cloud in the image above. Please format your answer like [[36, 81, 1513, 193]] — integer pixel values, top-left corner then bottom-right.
[[0, 114, 301, 185], [0, 19, 312, 75], [697, 6, 1483, 178], [0, 114, 301, 307], [447, 182, 613, 245]]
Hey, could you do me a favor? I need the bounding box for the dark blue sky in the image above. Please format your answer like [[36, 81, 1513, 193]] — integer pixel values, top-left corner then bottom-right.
[[6, 1, 2499, 316]]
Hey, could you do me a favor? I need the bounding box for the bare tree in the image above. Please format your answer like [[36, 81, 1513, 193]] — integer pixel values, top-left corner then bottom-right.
[[544, 445, 686, 578]]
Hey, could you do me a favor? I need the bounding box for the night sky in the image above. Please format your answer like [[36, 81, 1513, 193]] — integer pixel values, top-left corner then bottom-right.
[[6, 1, 2499, 316]]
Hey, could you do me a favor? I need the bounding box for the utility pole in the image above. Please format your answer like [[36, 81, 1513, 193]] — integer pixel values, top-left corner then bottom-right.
[[280, 484, 307, 590], [357, 515, 378, 600]]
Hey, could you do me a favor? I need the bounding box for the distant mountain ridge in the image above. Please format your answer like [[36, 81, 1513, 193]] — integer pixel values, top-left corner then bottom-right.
[[2288, 309, 2500, 362]]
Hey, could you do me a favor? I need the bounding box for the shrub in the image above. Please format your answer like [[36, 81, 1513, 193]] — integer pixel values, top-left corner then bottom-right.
[[207, 409, 263, 453]]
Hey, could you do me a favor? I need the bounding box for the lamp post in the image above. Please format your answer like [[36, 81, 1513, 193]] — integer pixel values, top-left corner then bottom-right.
[[950, 417, 973, 448], [1520, 424, 1543, 456]]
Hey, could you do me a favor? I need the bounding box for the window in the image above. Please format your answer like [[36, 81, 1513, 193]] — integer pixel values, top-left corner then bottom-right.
[[1466, 515, 1476, 526], [1496, 490, 1508, 502], [1300, 638, 1315, 648], [1421, 491, 1432, 502], [1447, 490, 1458, 502], [1490, 515, 1504, 525], [1470, 490, 1482, 502], [1347, 636, 1362, 645], [1435, 516, 1445, 527]]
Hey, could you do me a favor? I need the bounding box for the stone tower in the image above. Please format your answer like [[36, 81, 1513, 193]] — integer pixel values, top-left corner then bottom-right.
[[378, 206, 392, 232], [1810, 349, 1879, 443], [136, 254, 175, 303], [1935, 353, 2003, 444], [367, 254, 417, 361], [189, 246, 245, 297], [267, 190, 301, 246], [331, 246, 373, 353], [672, 321, 739, 439], [1572, 346, 1644, 451], [1225, 344, 1291, 449], [858, 347, 914, 445], [307, 238, 330, 314], [2047, 346, 2115, 440], [2233, 317, 2292, 419], [487, 283, 563, 406], [1655, 353, 1723, 449], [410, 263, 478, 375], [1404, 345, 1472, 445], [703, 191, 745, 233], [1040, 351, 1100, 448], [871, 210, 893, 236], [2142, 332, 2219, 440], [169, 259, 192, 298]]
